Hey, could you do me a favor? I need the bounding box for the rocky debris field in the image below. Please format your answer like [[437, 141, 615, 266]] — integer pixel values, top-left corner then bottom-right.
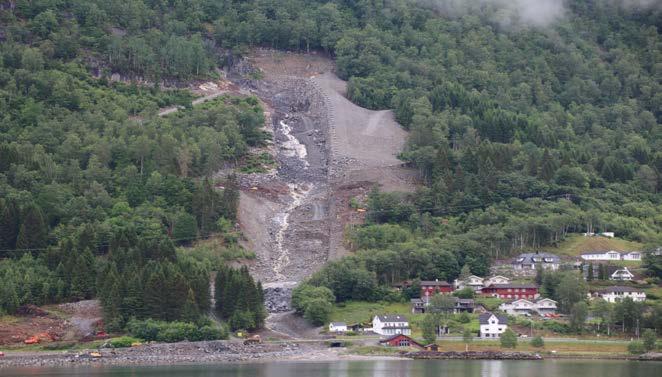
[[263, 286, 293, 313], [0, 340, 314, 368]]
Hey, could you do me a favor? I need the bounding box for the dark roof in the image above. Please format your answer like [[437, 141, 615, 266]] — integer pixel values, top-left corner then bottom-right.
[[420, 280, 452, 286], [599, 286, 643, 293], [479, 312, 508, 325], [379, 334, 423, 348], [381, 326, 412, 329], [513, 253, 560, 264], [483, 284, 538, 289], [375, 314, 408, 322], [330, 322, 346, 326]]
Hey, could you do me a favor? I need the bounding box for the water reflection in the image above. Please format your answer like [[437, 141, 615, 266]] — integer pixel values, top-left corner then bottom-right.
[[1, 359, 661, 377]]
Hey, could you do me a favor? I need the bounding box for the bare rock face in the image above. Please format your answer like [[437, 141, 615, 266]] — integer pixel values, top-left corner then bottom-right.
[[264, 287, 292, 313]]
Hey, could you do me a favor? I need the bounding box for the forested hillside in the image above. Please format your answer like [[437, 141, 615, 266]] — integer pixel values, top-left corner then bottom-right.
[[0, 0, 266, 326], [214, 0, 661, 290], [0, 0, 660, 326]]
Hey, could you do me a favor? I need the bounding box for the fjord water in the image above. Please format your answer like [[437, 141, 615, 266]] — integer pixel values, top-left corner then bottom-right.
[[2, 360, 660, 377]]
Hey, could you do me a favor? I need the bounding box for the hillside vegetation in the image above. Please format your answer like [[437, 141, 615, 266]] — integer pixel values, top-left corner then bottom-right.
[[0, 1, 266, 329], [0, 0, 660, 333]]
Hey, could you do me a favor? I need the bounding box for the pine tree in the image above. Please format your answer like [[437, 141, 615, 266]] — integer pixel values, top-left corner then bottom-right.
[[598, 264, 606, 280], [0, 280, 20, 314], [16, 204, 48, 251], [587, 264, 594, 281], [0, 200, 21, 254], [121, 271, 144, 319], [181, 288, 199, 323], [143, 265, 167, 320], [70, 248, 96, 299], [101, 266, 123, 331], [221, 174, 240, 221], [539, 149, 558, 182]]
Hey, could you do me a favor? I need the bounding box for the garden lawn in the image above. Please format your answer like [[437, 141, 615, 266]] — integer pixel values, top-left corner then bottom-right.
[[541, 235, 643, 258]]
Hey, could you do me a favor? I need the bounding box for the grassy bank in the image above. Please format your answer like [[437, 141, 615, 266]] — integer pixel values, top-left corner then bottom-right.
[[349, 339, 631, 359], [541, 235, 644, 258]]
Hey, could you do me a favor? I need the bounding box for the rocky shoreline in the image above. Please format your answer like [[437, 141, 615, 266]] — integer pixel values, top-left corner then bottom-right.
[[3, 342, 660, 369], [404, 351, 543, 360], [0, 340, 323, 369]]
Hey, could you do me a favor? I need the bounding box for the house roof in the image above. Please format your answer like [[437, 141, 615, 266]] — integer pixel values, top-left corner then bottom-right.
[[536, 298, 557, 304], [611, 268, 634, 276], [486, 275, 509, 280], [330, 322, 346, 326], [479, 312, 508, 325], [599, 286, 643, 293], [513, 253, 560, 264], [502, 299, 535, 305], [420, 280, 452, 286], [466, 275, 484, 281], [484, 283, 538, 289], [379, 334, 423, 348], [581, 250, 621, 256], [375, 314, 409, 322]]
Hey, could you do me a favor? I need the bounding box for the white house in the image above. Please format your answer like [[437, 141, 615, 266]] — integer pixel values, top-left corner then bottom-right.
[[499, 298, 557, 316], [372, 315, 411, 336], [610, 267, 635, 281], [329, 322, 347, 333], [454, 275, 484, 291], [479, 312, 508, 338], [499, 299, 534, 316], [485, 275, 510, 286], [622, 252, 642, 261], [581, 250, 622, 261], [512, 253, 560, 271], [595, 286, 646, 303], [535, 298, 559, 315], [580, 250, 642, 261]]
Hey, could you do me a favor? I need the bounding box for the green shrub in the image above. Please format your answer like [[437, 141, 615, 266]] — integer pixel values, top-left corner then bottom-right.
[[530, 336, 544, 348], [628, 341, 646, 355], [500, 329, 517, 349], [109, 336, 141, 348], [457, 312, 471, 323], [126, 319, 227, 343], [642, 329, 657, 351]]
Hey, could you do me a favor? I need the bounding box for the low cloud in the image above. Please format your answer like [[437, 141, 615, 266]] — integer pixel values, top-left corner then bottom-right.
[[417, 0, 567, 29]]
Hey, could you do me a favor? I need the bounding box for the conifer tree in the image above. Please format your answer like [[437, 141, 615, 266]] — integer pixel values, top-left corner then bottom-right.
[[181, 288, 199, 323], [16, 204, 48, 251], [221, 174, 240, 221], [0, 200, 21, 254], [539, 149, 558, 182]]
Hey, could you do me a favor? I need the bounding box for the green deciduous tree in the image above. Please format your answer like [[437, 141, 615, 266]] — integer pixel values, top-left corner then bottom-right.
[[500, 329, 517, 348]]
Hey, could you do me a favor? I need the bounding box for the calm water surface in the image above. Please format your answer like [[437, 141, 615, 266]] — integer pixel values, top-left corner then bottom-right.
[[2, 359, 661, 377]]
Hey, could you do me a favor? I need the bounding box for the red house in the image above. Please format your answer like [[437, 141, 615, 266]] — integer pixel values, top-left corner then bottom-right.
[[378, 334, 423, 349], [420, 280, 453, 297], [481, 284, 539, 299]]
